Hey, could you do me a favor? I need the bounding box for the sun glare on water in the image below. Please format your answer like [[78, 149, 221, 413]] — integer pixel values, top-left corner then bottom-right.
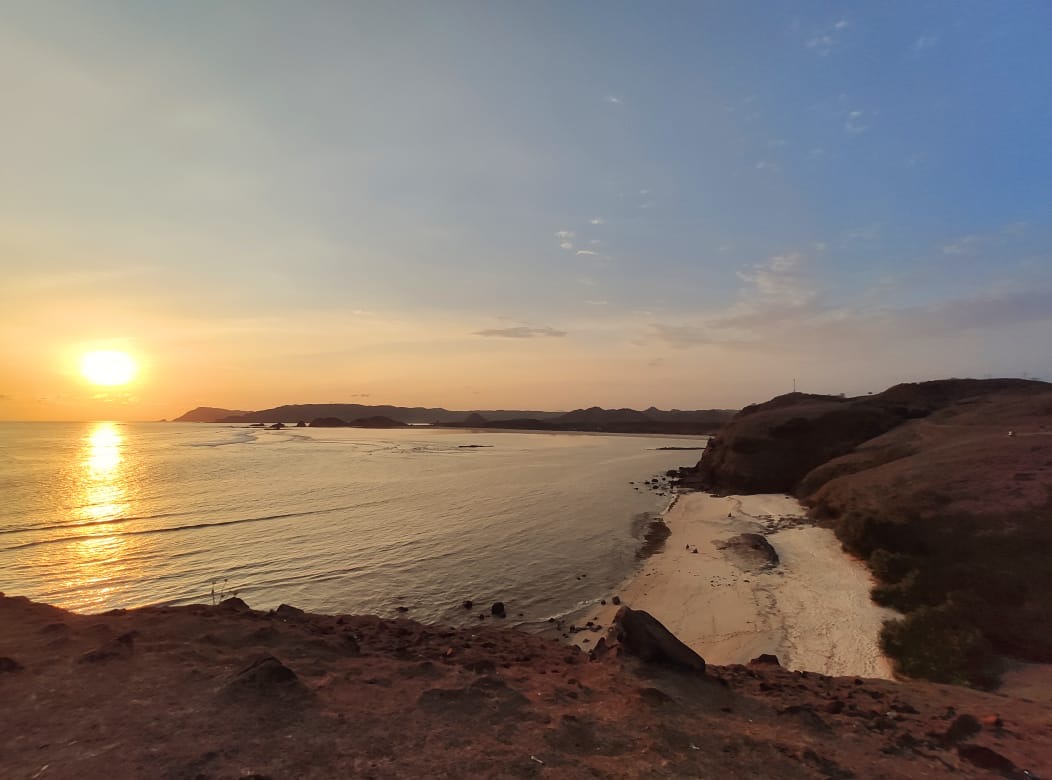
[[81, 350, 138, 386]]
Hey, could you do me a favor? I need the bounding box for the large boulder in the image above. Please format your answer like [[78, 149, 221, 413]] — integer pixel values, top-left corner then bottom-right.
[[612, 607, 706, 673]]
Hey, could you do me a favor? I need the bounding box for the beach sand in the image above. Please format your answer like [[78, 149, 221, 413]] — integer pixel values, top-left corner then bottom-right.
[[571, 492, 896, 679]]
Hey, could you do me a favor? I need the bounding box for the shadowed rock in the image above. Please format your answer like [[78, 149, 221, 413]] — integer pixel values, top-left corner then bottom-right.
[[219, 597, 249, 611], [274, 604, 305, 621], [0, 657, 23, 673], [612, 607, 706, 673], [223, 655, 309, 701], [717, 533, 779, 569]]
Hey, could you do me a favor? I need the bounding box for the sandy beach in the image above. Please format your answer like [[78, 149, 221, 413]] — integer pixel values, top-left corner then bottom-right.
[[571, 492, 896, 679]]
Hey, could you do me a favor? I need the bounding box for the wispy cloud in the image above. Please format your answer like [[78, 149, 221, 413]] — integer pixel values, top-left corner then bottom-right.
[[942, 235, 980, 255], [806, 19, 849, 55], [576, 249, 598, 256], [910, 35, 939, 55], [604, 96, 622, 104], [560, 241, 574, 250], [589, 217, 606, 225], [584, 300, 608, 306], [555, 230, 575, 239], [473, 326, 567, 339], [845, 109, 871, 134]]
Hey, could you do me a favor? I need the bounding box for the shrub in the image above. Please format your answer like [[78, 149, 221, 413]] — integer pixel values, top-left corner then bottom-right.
[[880, 599, 1001, 689]]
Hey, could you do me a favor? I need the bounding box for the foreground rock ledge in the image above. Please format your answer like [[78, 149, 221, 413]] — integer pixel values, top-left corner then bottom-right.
[[0, 594, 1048, 779]]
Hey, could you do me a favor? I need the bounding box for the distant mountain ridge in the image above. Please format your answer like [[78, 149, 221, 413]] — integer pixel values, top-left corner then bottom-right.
[[172, 403, 737, 434]]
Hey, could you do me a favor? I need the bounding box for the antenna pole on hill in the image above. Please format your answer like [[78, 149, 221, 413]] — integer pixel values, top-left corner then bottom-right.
[[793, 378, 797, 393]]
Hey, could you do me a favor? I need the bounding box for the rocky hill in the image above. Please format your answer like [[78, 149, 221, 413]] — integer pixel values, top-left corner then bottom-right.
[[2, 593, 1047, 779], [173, 406, 252, 423], [173, 403, 738, 434], [683, 378, 1052, 688]]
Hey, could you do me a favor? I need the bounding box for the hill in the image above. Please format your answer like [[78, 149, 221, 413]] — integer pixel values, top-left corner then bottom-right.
[[2, 593, 1047, 778], [172, 406, 252, 423], [173, 403, 738, 434], [683, 378, 1052, 688]]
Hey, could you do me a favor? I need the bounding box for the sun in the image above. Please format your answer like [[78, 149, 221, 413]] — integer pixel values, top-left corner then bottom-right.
[[81, 350, 138, 386]]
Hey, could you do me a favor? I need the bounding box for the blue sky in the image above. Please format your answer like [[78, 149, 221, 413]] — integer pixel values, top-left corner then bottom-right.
[[1, 2, 1050, 418]]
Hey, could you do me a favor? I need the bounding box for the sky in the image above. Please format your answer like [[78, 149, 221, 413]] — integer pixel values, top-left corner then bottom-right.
[[1, 1, 1050, 420]]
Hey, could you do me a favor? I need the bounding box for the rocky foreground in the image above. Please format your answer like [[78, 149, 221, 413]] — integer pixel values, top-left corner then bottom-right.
[[2, 594, 1049, 779]]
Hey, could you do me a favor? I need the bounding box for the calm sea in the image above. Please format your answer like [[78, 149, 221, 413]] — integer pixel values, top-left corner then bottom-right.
[[0, 422, 706, 629]]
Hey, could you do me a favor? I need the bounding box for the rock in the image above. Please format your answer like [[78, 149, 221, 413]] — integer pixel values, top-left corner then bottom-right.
[[78, 640, 129, 663], [749, 653, 781, 666], [395, 606, 409, 613], [588, 638, 610, 662], [0, 657, 24, 673], [956, 744, 1016, 774], [612, 596, 621, 605], [717, 533, 779, 568], [612, 607, 706, 673], [943, 713, 981, 744], [275, 604, 305, 621], [462, 600, 473, 610], [491, 602, 506, 618], [219, 597, 249, 611], [980, 714, 1003, 729], [223, 655, 308, 700]]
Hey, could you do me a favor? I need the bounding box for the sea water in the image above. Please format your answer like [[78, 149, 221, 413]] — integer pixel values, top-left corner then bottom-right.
[[0, 422, 706, 628]]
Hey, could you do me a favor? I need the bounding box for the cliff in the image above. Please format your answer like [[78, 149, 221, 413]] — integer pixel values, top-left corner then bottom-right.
[[1, 593, 1047, 779], [686, 378, 1052, 687]]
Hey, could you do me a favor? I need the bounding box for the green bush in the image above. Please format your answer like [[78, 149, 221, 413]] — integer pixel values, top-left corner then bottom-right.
[[868, 548, 916, 584], [880, 599, 1001, 689]]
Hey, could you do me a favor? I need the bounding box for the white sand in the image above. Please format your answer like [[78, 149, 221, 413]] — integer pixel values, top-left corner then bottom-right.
[[573, 492, 896, 679]]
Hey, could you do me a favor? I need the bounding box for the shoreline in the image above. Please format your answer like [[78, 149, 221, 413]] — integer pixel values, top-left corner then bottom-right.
[[563, 491, 897, 679]]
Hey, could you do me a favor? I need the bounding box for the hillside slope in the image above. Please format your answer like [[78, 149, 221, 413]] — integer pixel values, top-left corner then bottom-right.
[[686, 379, 1052, 687], [2, 594, 1048, 779]]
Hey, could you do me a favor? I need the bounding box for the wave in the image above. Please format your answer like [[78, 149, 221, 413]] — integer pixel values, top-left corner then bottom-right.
[[0, 510, 196, 537], [2, 505, 359, 552], [185, 430, 258, 448]]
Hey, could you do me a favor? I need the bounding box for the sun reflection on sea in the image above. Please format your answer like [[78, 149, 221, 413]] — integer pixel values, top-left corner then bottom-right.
[[77, 423, 127, 522], [60, 422, 137, 609]]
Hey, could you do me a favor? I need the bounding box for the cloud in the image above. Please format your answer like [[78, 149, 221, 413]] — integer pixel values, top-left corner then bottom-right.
[[605, 96, 622, 104], [806, 19, 849, 55], [0, 394, 11, 401], [348, 393, 371, 398], [576, 249, 598, 256], [589, 217, 606, 225], [845, 109, 870, 135], [589, 239, 602, 245], [555, 230, 575, 239], [473, 326, 567, 339], [911, 35, 939, 54], [942, 235, 980, 255], [560, 241, 574, 250], [584, 300, 608, 306], [755, 160, 780, 172]]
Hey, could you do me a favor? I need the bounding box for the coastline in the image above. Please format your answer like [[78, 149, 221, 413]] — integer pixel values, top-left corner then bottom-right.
[[565, 491, 897, 679]]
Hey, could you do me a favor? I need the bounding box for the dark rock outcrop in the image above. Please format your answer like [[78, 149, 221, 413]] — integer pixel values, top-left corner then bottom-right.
[[490, 602, 506, 618], [223, 655, 309, 701], [717, 533, 779, 569], [612, 607, 706, 673]]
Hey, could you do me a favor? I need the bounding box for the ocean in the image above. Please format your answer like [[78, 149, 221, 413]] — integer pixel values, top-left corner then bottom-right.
[[0, 422, 706, 629]]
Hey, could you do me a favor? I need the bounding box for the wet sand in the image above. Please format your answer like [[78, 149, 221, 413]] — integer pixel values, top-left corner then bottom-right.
[[572, 492, 896, 679]]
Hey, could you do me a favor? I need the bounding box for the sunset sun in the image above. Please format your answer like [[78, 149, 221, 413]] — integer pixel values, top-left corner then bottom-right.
[[80, 350, 137, 386]]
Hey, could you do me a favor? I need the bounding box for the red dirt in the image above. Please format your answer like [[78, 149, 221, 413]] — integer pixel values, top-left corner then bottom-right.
[[2, 594, 1049, 779]]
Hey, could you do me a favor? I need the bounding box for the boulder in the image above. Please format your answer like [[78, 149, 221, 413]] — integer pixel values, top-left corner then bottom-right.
[[223, 655, 309, 700], [219, 597, 249, 611], [275, 604, 305, 621], [612, 607, 706, 673], [749, 653, 781, 666], [0, 657, 23, 673], [491, 602, 506, 618]]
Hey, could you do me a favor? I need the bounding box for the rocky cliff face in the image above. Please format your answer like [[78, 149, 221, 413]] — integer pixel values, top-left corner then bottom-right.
[[687, 379, 1052, 687]]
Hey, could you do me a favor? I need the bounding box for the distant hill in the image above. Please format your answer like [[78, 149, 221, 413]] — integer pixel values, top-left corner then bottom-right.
[[684, 377, 1052, 688], [172, 406, 253, 423], [173, 402, 737, 434], [210, 404, 566, 425]]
